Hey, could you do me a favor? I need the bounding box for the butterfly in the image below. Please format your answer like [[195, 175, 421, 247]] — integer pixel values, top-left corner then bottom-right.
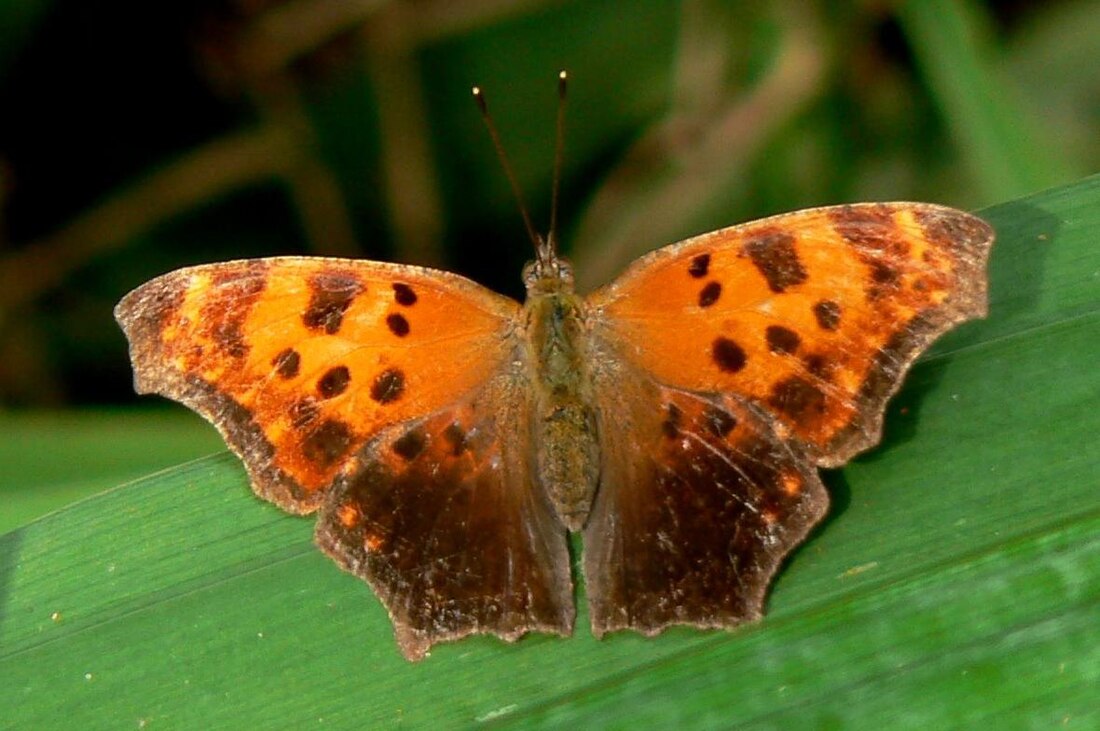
[[115, 82, 994, 661]]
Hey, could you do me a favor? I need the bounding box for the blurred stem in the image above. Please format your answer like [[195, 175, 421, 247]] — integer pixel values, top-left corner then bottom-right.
[[572, 1, 824, 292], [246, 74, 361, 258], [237, 0, 563, 76], [0, 124, 302, 321], [364, 7, 445, 266], [896, 0, 1077, 203]]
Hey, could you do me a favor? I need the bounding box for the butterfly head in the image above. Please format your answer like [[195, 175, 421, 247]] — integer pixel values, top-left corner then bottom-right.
[[523, 233, 574, 297]]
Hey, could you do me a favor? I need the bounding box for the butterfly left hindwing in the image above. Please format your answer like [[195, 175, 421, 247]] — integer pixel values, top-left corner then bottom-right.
[[583, 371, 827, 636]]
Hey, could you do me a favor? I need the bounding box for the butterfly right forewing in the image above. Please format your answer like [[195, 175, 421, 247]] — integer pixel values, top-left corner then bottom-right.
[[586, 203, 994, 467]]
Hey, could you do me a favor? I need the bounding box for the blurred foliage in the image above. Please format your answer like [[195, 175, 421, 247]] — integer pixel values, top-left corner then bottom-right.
[[0, 0, 1094, 408]]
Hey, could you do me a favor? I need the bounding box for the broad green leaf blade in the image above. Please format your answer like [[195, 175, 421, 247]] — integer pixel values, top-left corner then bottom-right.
[[0, 409, 222, 534], [2, 176, 1098, 728]]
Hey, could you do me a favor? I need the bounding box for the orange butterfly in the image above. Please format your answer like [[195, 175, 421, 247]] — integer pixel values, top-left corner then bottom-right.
[[115, 78, 994, 661]]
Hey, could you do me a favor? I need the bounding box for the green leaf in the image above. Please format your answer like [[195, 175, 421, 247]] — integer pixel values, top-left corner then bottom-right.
[[2, 176, 1097, 727], [0, 409, 223, 534]]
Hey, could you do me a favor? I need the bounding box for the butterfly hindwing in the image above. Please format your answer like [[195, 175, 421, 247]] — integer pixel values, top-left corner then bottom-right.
[[315, 372, 574, 660], [584, 371, 827, 635]]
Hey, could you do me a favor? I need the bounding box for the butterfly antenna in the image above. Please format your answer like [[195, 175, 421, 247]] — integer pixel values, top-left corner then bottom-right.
[[548, 70, 568, 259], [472, 85, 544, 260]]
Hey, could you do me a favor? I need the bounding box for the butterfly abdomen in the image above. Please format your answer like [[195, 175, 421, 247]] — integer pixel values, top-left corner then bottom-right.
[[525, 289, 600, 532]]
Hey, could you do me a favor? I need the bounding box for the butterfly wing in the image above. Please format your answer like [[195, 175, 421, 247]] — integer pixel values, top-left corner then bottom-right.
[[583, 203, 993, 635], [115, 257, 517, 511], [587, 203, 994, 466], [316, 369, 574, 660], [116, 256, 573, 658], [583, 373, 827, 636]]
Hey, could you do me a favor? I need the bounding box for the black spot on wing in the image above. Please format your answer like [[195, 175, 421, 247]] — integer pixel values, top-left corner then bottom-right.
[[386, 313, 410, 337], [272, 348, 301, 379], [702, 405, 737, 437], [318, 366, 351, 399], [302, 419, 353, 467], [687, 253, 711, 278], [812, 300, 841, 331], [742, 230, 807, 293], [698, 281, 722, 308], [829, 204, 907, 255], [393, 427, 427, 461], [765, 326, 800, 355], [867, 261, 901, 300], [769, 377, 826, 419], [304, 273, 364, 334], [661, 403, 683, 439], [712, 337, 747, 373], [802, 354, 831, 379], [392, 283, 418, 306], [371, 368, 405, 404], [204, 263, 267, 358]]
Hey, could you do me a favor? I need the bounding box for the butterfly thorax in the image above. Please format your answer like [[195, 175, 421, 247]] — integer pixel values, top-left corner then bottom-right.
[[523, 255, 600, 532]]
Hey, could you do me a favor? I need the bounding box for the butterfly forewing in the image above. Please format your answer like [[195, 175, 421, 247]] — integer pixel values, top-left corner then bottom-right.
[[587, 203, 994, 466], [115, 257, 519, 512]]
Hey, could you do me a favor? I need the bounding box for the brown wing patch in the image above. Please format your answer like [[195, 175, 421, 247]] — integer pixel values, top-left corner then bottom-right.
[[584, 375, 827, 636], [115, 257, 519, 513], [316, 375, 573, 660], [588, 203, 994, 466]]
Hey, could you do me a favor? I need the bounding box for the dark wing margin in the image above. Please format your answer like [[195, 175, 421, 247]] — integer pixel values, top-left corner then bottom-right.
[[114, 262, 317, 512], [584, 375, 827, 637], [315, 373, 574, 660], [810, 204, 995, 466]]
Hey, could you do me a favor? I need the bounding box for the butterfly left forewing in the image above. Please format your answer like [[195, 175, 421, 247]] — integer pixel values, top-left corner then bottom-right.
[[115, 257, 518, 512]]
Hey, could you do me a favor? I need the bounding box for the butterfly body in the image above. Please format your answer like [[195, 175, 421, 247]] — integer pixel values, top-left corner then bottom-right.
[[523, 255, 601, 531], [117, 202, 993, 660]]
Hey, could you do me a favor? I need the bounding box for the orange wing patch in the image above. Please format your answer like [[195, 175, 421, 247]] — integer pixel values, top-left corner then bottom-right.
[[115, 257, 519, 512], [589, 203, 993, 466]]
